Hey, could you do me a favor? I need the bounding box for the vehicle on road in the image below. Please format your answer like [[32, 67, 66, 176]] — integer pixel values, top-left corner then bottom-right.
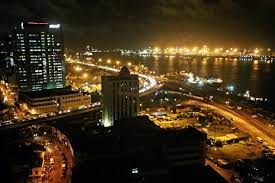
[[50, 157, 55, 165], [256, 137, 263, 143]]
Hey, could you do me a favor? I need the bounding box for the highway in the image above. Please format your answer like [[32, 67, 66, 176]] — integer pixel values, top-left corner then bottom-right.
[[164, 89, 275, 146], [183, 99, 275, 147], [0, 106, 101, 130], [68, 60, 161, 95], [1, 59, 162, 129]]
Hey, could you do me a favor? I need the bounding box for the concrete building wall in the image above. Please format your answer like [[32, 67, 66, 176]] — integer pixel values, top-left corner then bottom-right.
[[24, 92, 91, 114], [102, 67, 139, 127]]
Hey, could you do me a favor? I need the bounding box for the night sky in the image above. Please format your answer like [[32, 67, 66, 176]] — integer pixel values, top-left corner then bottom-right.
[[0, 0, 275, 49]]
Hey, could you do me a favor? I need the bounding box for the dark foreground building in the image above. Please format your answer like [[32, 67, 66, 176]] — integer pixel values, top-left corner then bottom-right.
[[68, 116, 225, 182]]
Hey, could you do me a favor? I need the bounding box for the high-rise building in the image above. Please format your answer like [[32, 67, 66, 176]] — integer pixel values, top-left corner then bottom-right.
[[0, 35, 14, 82], [101, 66, 139, 127], [12, 21, 65, 91]]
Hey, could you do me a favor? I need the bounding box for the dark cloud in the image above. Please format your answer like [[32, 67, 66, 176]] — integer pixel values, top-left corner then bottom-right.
[[0, 0, 275, 49]]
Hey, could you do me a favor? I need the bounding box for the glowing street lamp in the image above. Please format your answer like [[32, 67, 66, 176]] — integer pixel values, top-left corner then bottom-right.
[[214, 48, 220, 53], [128, 62, 132, 67], [227, 85, 234, 92], [74, 66, 82, 72], [83, 73, 88, 78], [254, 48, 259, 55], [107, 59, 111, 64], [116, 61, 120, 65]]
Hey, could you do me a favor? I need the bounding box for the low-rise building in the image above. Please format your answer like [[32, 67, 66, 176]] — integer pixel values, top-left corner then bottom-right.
[[210, 132, 251, 145], [21, 88, 91, 114]]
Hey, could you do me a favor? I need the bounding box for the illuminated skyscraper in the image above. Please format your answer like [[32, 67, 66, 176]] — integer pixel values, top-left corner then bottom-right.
[[12, 21, 65, 91], [0, 35, 13, 82], [101, 66, 139, 127]]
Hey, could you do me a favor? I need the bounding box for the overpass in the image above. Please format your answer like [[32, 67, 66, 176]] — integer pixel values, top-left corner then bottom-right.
[[0, 106, 101, 130], [69, 60, 161, 96]]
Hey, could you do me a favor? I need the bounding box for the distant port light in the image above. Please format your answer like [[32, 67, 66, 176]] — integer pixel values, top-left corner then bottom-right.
[[227, 85, 235, 92], [49, 24, 60, 29], [131, 168, 139, 174]]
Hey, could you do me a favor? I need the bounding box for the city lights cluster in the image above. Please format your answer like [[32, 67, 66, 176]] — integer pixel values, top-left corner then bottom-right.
[[78, 45, 274, 59], [243, 90, 268, 102], [0, 80, 16, 107], [68, 59, 158, 94], [179, 72, 223, 86], [137, 46, 272, 57]]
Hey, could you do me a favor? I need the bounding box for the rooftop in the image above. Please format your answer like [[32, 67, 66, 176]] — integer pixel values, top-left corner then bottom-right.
[[118, 66, 130, 76], [21, 87, 82, 99], [102, 66, 138, 81], [115, 116, 161, 136], [115, 116, 207, 141], [161, 126, 207, 143]]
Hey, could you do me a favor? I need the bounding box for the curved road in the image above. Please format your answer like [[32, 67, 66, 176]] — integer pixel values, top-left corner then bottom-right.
[[69, 60, 160, 95], [1, 60, 162, 130], [183, 99, 275, 147]]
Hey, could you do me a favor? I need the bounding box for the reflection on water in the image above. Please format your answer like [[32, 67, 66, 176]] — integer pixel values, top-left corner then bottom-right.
[[128, 56, 275, 103], [253, 60, 259, 71]]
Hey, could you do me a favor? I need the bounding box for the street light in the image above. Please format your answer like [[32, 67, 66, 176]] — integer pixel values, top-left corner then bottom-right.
[[254, 48, 259, 55], [74, 66, 80, 71], [128, 62, 132, 67], [107, 59, 111, 64], [83, 73, 88, 78], [116, 61, 120, 65], [154, 47, 160, 54], [214, 48, 220, 53]]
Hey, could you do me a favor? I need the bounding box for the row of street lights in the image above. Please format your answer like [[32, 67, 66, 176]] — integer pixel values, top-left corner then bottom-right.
[[98, 58, 132, 67]]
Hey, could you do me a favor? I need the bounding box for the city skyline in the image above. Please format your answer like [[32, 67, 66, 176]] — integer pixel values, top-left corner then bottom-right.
[[0, 1, 275, 49], [0, 2, 275, 182]]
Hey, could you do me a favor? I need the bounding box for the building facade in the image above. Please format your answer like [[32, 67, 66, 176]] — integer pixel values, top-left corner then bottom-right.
[[22, 88, 91, 114], [0, 35, 15, 83], [101, 66, 139, 127], [12, 21, 65, 91]]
